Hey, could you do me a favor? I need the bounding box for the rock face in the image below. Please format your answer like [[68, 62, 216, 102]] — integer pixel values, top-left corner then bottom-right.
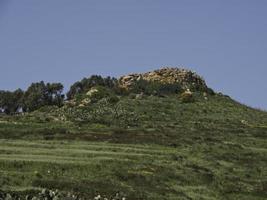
[[119, 67, 208, 91]]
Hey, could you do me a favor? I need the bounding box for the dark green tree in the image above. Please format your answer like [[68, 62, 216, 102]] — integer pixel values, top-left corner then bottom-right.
[[23, 81, 64, 112], [0, 89, 24, 114], [66, 81, 83, 100], [67, 75, 119, 99], [46, 83, 64, 106], [23, 81, 47, 111]]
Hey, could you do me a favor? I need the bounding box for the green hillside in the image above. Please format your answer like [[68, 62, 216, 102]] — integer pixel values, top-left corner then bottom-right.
[[0, 68, 267, 200]]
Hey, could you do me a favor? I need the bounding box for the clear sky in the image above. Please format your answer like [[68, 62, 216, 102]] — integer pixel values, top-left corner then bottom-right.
[[0, 0, 267, 109]]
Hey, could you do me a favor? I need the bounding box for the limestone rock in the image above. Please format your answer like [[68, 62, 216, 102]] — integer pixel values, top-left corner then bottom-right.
[[86, 88, 99, 97], [119, 67, 208, 91]]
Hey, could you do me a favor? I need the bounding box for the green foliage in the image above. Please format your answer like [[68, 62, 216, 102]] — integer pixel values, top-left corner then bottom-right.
[[66, 75, 120, 99], [107, 95, 120, 104], [23, 81, 47, 111], [24, 81, 64, 112], [0, 89, 24, 114], [62, 98, 139, 127], [0, 82, 64, 114], [73, 86, 120, 107], [87, 86, 112, 103], [0, 73, 212, 115], [130, 79, 182, 96], [45, 83, 65, 107]]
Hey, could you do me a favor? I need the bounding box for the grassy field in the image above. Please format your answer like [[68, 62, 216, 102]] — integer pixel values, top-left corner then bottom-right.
[[0, 94, 267, 199], [0, 136, 266, 199]]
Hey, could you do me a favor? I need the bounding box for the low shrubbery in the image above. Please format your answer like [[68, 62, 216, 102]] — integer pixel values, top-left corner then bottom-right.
[[63, 99, 139, 128], [129, 79, 182, 96], [74, 86, 119, 106]]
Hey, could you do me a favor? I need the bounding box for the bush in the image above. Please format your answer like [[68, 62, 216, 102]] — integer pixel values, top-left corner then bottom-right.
[[130, 79, 182, 96], [146, 82, 182, 96], [107, 95, 120, 104], [87, 86, 113, 103], [73, 86, 119, 106], [128, 93, 136, 99]]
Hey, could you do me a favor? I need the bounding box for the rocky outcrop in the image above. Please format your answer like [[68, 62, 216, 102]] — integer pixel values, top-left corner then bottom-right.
[[119, 67, 209, 91]]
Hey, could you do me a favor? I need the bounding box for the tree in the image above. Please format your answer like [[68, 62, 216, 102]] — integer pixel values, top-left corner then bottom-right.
[[23, 81, 47, 111], [23, 81, 64, 112], [12, 89, 25, 112], [67, 75, 119, 100], [66, 81, 83, 100], [0, 89, 24, 114], [0, 90, 12, 114], [46, 83, 64, 106], [0, 81, 64, 114]]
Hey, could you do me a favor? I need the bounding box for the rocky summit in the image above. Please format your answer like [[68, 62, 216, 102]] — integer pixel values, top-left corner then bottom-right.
[[119, 67, 208, 91]]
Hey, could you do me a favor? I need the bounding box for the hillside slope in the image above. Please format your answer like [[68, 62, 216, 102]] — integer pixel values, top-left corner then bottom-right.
[[0, 68, 267, 200]]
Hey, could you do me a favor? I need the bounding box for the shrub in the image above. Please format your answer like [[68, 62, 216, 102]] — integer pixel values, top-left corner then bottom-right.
[[73, 86, 119, 106], [145, 82, 182, 96], [130, 79, 182, 96], [87, 86, 112, 103], [128, 93, 136, 99], [107, 95, 120, 104]]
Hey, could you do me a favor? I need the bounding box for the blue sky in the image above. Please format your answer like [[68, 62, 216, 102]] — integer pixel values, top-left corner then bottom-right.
[[0, 0, 267, 109]]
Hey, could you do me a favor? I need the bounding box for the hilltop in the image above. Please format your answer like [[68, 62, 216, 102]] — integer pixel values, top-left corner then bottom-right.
[[0, 67, 213, 114], [0, 67, 267, 200], [119, 67, 208, 91]]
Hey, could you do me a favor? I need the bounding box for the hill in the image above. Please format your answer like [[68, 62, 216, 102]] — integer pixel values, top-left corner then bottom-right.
[[0, 68, 266, 200]]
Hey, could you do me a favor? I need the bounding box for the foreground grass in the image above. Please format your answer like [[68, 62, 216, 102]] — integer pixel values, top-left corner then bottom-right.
[[0, 137, 266, 200]]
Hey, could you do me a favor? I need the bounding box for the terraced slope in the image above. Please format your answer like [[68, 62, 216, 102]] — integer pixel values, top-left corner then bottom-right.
[[0, 136, 266, 200], [0, 140, 180, 199]]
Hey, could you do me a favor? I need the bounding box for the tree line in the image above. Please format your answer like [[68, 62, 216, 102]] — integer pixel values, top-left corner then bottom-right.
[[0, 74, 203, 114], [0, 81, 64, 114], [0, 75, 121, 114]]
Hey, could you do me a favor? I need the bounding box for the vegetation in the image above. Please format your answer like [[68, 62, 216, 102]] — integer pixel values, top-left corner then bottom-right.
[[66, 75, 120, 100], [0, 71, 266, 199], [129, 79, 183, 96], [0, 89, 24, 114], [0, 82, 64, 114]]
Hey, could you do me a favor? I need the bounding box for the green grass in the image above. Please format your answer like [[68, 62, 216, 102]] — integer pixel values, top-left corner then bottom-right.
[[0, 138, 266, 199], [0, 94, 267, 199]]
